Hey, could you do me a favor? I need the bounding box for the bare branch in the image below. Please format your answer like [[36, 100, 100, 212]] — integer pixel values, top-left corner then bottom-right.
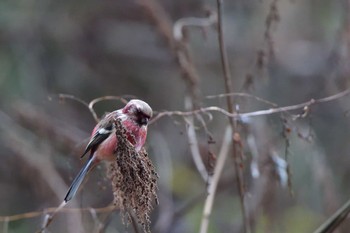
[[0, 205, 117, 222], [88, 208, 103, 233], [185, 115, 211, 182], [206, 92, 278, 107], [313, 198, 350, 233], [173, 11, 217, 41], [216, 0, 249, 231], [39, 201, 67, 233], [58, 94, 90, 108], [199, 126, 231, 233], [88, 95, 129, 121], [150, 88, 350, 123], [59, 94, 129, 123]]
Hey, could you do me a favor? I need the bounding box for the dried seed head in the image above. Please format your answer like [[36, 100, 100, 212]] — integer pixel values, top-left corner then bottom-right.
[[107, 119, 158, 233]]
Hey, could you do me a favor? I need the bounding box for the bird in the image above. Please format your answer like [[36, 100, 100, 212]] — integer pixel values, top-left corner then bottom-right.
[[64, 99, 153, 203]]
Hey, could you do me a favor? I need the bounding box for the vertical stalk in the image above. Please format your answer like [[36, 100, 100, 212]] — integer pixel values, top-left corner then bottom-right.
[[216, 0, 250, 232]]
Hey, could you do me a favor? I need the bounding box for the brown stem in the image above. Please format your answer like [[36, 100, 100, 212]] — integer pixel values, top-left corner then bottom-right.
[[216, 0, 250, 232]]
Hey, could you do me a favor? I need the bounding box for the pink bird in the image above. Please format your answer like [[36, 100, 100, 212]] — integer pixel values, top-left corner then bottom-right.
[[64, 99, 153, 202]]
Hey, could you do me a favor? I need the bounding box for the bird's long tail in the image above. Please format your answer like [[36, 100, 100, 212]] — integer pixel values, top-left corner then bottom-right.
[[64, 156, 96, 202]]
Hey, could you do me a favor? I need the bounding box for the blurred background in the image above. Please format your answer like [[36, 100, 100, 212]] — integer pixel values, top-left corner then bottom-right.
[[1, 0, 350, 232]]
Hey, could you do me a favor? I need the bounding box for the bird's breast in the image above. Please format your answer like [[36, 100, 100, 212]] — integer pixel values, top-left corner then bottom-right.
[[122, 120, 147, 152]]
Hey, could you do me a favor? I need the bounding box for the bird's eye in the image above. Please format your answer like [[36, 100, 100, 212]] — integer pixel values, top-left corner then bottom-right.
[[135, 109, 150, 126]]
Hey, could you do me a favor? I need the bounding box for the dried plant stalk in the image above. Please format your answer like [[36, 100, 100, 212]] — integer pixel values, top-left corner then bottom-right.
[[107, 119, 158, 232]]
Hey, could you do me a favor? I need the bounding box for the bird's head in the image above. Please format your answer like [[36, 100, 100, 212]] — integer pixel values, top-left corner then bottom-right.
[[122, 99, 153, 126]]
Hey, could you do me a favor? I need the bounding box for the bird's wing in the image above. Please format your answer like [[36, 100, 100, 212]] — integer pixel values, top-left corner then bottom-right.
[[80, 116, 115, 158]]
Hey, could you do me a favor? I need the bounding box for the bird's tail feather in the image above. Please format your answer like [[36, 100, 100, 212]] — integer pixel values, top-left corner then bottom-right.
[[64, 156, 95, 202]]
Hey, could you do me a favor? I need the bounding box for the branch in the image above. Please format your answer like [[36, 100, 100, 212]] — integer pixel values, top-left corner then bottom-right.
[[173, 11, 217, 41], [199, 126, 231, 233], [184, 115, 211, 182], [58, 94, 129, 122], [150, 88, 350, 123], [313, 198, 350, 233], [0, 205, 116, 222], [216, 0, 249, 232], [206, 92, 278, 107], [88, 95, 129, 121]]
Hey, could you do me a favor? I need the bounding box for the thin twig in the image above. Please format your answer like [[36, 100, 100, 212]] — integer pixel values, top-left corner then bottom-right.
[[216, 0, 250, 232], [88, 95, 129, 121], [313, 198, 350, 233], [59, 94, 128, 123], [150, 88, 350, 123], [206, 92, 278, 107], [183, 98, 211, 182], [39, 201, 67, 233], [199, 126, 232, 233], [58, 94, 90, 108], [173, 11, 217, 41], [185, 115, 211, 182], [173, 11, 214, 180], [89, 208, 103, 233], [0, 205, 117, 222]]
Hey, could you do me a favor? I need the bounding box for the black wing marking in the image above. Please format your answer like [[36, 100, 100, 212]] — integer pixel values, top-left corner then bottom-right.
[[80, 121, 114, 158]]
